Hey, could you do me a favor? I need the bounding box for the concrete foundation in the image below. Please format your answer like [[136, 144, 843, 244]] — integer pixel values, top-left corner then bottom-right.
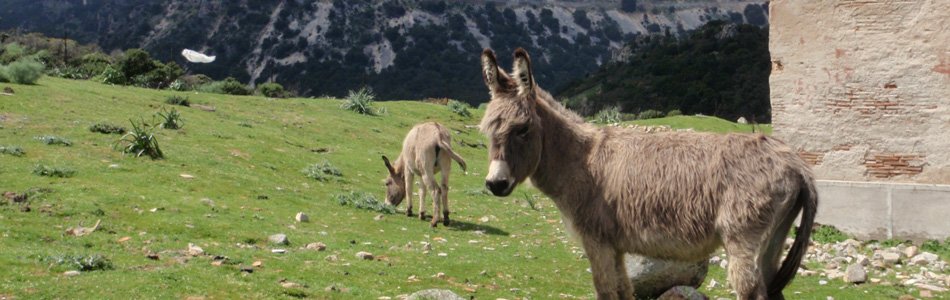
[[815, 180, 950, 243]]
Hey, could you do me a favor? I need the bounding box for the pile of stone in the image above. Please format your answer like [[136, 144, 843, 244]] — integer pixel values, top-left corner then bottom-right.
[[606, 123, 695, 133], [796, 238, 950, 292]]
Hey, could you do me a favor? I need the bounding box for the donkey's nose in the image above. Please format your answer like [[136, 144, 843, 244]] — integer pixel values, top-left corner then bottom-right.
[[486, 179, 511, 196]]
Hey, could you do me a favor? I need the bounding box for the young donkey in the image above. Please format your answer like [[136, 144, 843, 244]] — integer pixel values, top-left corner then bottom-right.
[[383, 122, 467, 227], [479, 48, 817, 300]]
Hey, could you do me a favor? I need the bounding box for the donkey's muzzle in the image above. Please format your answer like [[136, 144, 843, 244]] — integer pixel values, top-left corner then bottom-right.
[[486, 179, 513, 197]]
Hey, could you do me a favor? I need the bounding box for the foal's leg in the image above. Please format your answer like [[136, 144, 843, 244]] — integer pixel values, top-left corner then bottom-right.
[[420, 172, 442, 227], [439, 163, 451, 226], [404, 172, 415, 217], [582, 238, 632, 300]]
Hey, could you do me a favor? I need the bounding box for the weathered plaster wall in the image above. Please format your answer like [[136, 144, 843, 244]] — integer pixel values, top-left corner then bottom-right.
[[769, 0, 950, 184]]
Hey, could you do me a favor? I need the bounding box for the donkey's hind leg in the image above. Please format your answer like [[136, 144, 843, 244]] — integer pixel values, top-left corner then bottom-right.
[[405, 172, 415, 217], [723, 235, 768, 300], [421, 172, 442, 227], [761, 195, 799, 300], [439, 163, 452, 226]]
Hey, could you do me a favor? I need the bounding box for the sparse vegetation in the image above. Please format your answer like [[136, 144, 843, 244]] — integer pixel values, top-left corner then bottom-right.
[[32, 164, 77, 178], [335, 191, 395, 214], [156, 107, 184, 130], [257, 82, 291, 98], [340, 87, 378, 116], [237, 121, 252, 128], [89, 123, 127, 135], [303, 160, 343, 182], [447, 100, 472, 117], [810, 224, 853, 244], [115, 120, 164, 159], [0, 145, 26, 157], [34, 135, 72, 146], [667, 109, 683, 117], [637, 109, 664, 120], [593, 107, 622, 124], [42, 253, 114, 271], [165, 95, 191, 107]]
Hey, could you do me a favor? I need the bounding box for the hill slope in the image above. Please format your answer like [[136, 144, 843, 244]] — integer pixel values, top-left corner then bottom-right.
[[0, 0, 768, 104], [0, 78, 902, 299]]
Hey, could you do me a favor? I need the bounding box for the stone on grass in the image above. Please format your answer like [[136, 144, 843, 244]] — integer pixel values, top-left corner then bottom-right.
[[904, 246, 919, 258], [325, 255, 339, 261], [187, 243, 205, 256], [911, 252, 939, 266], [306, 242, 327, 251], [625, 254, 708, 299], [920, 289, 934, 298], [844, 263, 867, 283], [882, 253, 901, 265], [407, 289, 465, 300], [295, 212, 309, 222], [269, 233, 289, 245], [657, 286, 709, 300], [356, 251, 374, 260], [63, 270, 81, 276]]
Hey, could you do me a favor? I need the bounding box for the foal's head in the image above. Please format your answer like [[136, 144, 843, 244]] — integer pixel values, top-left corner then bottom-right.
[[381, 156, 406, 206], [479, 48, 545, 197]]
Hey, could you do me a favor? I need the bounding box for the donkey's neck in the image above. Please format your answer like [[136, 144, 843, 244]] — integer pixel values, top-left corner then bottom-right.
[[530, 101, 596, 199]]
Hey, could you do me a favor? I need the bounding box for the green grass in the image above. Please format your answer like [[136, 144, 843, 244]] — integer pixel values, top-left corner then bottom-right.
[[0, 77, 931, 299]]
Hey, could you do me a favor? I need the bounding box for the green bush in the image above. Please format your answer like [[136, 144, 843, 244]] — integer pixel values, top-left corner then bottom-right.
[[0, 145, 26, 157], [89, 123, 127, 135], [156, 107, 184, 130], [34, 135, 72, 146], [477, 103, 487, 110], [303, 160, 343, 182], [195, 80, 225, 94], [593, 107, 621, 124], [115, 120, 163, 159], [810, 225, 853, 244], [79, 53, 112, 78], [335, 191, 395, 214], [221, 77, 252, 95], [95, 64, 126, 85], [667, 109, 682, 117], [340, 87, 377, 116], [257, 82, 290, 98], [4, 58, 45, 84], [117, 49, 157, 81], [447, 100, 472, 117], [0, 43, 25, 65], [165, 95, 191, 106], [637, 109, 664, 120], [32, 164, 77, 178]]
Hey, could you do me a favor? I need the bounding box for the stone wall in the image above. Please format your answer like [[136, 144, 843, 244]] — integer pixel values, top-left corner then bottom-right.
[[769, 0, 950, 184]]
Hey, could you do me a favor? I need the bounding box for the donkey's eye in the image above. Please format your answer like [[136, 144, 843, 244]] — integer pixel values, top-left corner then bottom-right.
[[515, 127, 529, 138]]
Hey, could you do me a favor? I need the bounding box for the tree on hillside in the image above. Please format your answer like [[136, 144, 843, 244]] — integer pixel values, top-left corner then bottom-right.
[[621, 0, 638, 13]]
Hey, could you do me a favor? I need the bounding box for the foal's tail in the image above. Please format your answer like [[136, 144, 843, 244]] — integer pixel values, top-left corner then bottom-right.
[[439, 140, 467, 172], [768, 175, 818, 298]]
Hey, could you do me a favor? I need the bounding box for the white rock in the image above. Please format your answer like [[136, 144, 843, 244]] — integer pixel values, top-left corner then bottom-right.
[[295, 212, 309, 222], [187, 243, 205, 256], [844, 263, 867, 283], [709, 256, 722, 266], [356, 251, 374, 260], [911, 252, 939, 266], [819, 280, 828, 285], [904, 246, 919, 258], [269, 234, 289, 245], [855, 255, 870, 267], [882, 253, 901, 265], [708, 279, 723, 288], [916, 284, 949, 293], [63, 270, 81, 276]]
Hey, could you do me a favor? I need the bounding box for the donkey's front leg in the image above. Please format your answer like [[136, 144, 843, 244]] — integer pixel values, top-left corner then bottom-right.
[[583, 239, 633, 300], [404, 172, 415, 217]]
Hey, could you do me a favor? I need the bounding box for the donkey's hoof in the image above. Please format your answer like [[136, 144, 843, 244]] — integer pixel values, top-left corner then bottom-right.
[[429, 220, 439, 228], [405, 209, 413, 217], [419, 212, 426, 220], [442, 216, 450, 226]]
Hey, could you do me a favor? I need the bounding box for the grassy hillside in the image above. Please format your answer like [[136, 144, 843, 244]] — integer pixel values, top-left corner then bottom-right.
[[622, 115, 772, 134], [0, 77, 921, 299]]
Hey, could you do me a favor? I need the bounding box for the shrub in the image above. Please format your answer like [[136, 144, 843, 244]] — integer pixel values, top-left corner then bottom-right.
[[221, 77, 253, 95], [303, 160, 343, 182], [117, 49, 156, 81], [89, 123, 127, 135], [4, 58, 45, 84], [95, 64, 126, 85], [32, 164, 77, 178], [237, 121, 252, 128], [477, 103, 487, 110], [667, 109, 682, 117], [0, 43, 25, 65], [115, 120, 164, 159], [810, 225, 853, 244], [593, 107, 622, 124], [79, 53, 112, 78], [257, 82, 290, 98], [165, 95, 191, 106], [42, 253, 115, 271], [195, 80, 225, 94], [178, 74, 213, 91], [335, 191, 395, 214], [447, 100, 472, 117], [340, 87, 377, 116], [156, 107, 184, 130], [0, 145, 26, 157], [637, 109, 665, 120], [34, 135, 72, 146]]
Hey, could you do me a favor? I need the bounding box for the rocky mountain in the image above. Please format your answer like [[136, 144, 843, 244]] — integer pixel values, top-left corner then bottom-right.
[[0, 0, 767, 104]]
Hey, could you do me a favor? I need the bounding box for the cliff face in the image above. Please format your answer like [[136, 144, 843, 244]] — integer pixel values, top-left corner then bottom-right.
[[770, 0, 950, 184], [0, 0, 767, 102]]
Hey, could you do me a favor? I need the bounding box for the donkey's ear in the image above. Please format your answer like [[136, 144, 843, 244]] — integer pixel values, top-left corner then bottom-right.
[[382, 156, 395, 175], [481, 48, 512, 94], [512, 48, 534, 96]]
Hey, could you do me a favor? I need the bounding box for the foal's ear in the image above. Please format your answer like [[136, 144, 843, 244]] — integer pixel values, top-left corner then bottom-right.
[[481, 48, 512, 94], [382, 156, 395, 175], [512, 48, 534, 96]]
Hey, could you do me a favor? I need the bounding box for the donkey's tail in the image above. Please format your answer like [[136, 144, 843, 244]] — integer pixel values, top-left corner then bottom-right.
[[768, 175, 818, 298], [439, 140, 467, 172]]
